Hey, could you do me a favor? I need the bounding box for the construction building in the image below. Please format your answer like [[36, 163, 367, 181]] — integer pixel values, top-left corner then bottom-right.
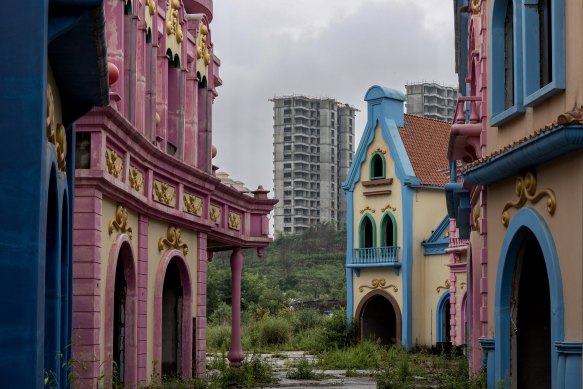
[[271, 96, 357, 234], [405, 82, 457, 122]]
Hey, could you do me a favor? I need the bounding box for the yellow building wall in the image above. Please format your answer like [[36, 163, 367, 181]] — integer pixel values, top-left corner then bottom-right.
[[351, 124, 404, 318], [411, 189, 450, 346], [146, 219, 198, 378], [353, 268, 403, 317], [99, 197, 140, 372]]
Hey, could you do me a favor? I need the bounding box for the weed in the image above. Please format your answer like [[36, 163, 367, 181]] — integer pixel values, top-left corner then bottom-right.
[[285, 357, 318, 380]]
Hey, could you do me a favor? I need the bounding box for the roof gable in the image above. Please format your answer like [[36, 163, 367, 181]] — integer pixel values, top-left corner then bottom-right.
[[422, 215, 450, 255]]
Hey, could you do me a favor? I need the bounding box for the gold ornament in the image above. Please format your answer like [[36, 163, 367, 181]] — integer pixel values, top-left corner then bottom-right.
[[158, 226, 188, 256], [108, 204, 133, 239]]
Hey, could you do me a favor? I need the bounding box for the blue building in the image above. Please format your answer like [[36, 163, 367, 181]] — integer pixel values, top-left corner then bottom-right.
[[0, 1, 108, 386]]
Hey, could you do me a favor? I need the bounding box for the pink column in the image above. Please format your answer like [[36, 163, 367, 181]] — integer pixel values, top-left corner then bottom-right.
[[479, 188, 488, 338], [137, 215, 149, 384], [227, 247, 244, 367], [72, 187, 102, 388], [196, 233, 208, 376]]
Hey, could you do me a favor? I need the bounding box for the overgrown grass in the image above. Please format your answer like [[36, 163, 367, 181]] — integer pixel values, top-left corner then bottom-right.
[[285, 357, 317, 380]]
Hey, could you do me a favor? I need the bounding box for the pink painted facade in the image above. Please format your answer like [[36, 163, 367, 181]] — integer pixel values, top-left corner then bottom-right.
[[448, 0, 488, 374], [71, 1, 277, 387]]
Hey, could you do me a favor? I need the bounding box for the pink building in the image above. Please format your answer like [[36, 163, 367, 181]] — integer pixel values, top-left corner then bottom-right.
[[71, 0, 276, 386]]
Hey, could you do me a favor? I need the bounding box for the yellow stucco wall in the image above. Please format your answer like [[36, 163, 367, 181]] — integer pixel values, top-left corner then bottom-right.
[[100, 197, 140, 371], [411, 190, 450, 346], [146, 219, 198, 378], [352, 268, 403, 317]]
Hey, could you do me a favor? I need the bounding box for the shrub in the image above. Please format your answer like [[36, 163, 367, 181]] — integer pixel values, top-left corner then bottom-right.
[[257, 316, 291, 347], [211, 354, 275, 388], [206, 325, 231, 352], [286, 357, 317, 380], [321, 309, 355, 349], [318, 341, 383, 370]]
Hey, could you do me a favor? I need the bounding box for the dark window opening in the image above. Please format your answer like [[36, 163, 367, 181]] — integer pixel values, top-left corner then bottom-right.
[[75, 132, 91, 169], [504, 0, 514, 109], [539, 0, 552, 87], [362, 217, 374, 248], [113, 257, 127, 383], [371, 154, 384, 179]]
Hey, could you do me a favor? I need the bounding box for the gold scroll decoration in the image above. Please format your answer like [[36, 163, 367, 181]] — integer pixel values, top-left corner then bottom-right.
[[183, 193, 203, 216], [105, 149, 123, 179], [147, 0, 155, 16], [471, 0, 481, 14], [166, 0, 183, 43], [436, 279, 451, 293], [153, 181, 176, 206], [359, 279, 398, 293], [46, 84, 67, 173], [108, 204, 133, 239], [460, 282, 467, 289], [228, 212, 241, 231], [371, 147, 387, 155], [209, 205, 221, 224], [381, 204, 396, 212], [501, 171, 556, 227], [129, 166, 144, 192], [197, 22, 211, 66], [473, 206, 481, 233], [158, 226, 188, 256], [360, 206, 376, 214]]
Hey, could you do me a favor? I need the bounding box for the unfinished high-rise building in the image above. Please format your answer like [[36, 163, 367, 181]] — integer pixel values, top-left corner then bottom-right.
[[405, 82, 458, 122], [271, 96, 357, 234]]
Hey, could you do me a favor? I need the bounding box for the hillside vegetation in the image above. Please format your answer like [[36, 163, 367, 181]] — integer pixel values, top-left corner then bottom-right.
[[207, 224, 346, 323]]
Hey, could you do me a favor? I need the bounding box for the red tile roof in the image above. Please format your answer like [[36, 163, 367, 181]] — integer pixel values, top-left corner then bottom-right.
[[398, 114, 451, 187]]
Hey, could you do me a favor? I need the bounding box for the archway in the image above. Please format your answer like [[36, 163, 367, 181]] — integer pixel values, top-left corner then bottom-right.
[[153, 249, 193, 379], [436, 291, 451, 343], [355, 290, 401, 346], [359, 214, 375, 249], [511, 232, 551, 388], [162, 259, 183, 377], [495, 208, 563, 388], [105, 235, 137, 387], [381, 212, 396, 247]]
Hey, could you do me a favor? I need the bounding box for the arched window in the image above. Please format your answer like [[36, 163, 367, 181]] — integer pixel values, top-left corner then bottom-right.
[[370, 152, 385, 179], [381, 212, 397, 247], [359, 214, 376, 248]]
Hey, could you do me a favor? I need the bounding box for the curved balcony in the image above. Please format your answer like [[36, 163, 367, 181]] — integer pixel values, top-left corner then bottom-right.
[[449, 96, 482, 163], [347, 246, 401, 275]]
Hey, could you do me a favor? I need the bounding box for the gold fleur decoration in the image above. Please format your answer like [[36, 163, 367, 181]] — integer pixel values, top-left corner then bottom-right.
[[183, 193, 203, 216], [228, 212, 241, 231], [471, 0, 481, 14], [210, 205, 221, 224], [474, 207, 481, 233], [154, 181, 176, 206], [436, 279, 451, 293], [105, 149, 123, 179], [460, 282, 467, 289], [158, 226, 188, 256], [371, 147, 387, 155], [359, 279, 398, 293], [46, 84, 67, 173], [501, 171, 556, 227], [166, 0, 183, 43], [360, 206, 376, 214], [381, 204, 396, 212], [129, 166, 144, 192], [108, 204, 133, 239]]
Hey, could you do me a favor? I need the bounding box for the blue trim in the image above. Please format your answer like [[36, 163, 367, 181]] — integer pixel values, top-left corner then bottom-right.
[[422, 215, 450, 256], [402, 185, 414, 350], [490, 0, 525, 126], [463, 124, 583, 185], [522, 0, 565, 107], [556, 342, 583, 389], [479, 338, 496, 389], [494, 208, 564, 389], [342, 85, 417, 192], [345, 191, 354, 325], [436, 291, 450, 342]]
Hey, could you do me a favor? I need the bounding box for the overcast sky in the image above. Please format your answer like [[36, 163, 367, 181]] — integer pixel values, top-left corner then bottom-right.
[[210, 0, 457, 195]]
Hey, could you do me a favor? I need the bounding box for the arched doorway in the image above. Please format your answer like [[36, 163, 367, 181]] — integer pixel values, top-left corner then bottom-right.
[[162, 259, 184, 377], [355, 290, 402, 346], [381, 212, 396, 247], [105, 236, 137, 387], [495, 208, 563, 388], [510, 232, 551, 388], [436, 291, 451, 343]]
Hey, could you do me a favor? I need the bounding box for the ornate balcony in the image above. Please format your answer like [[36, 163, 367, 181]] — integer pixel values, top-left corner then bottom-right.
[[347, 246, 401, 275], [449, 96, 482, 163]]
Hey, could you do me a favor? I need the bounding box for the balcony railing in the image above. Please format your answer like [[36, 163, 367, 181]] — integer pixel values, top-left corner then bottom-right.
[[350, 246, 400, 265]]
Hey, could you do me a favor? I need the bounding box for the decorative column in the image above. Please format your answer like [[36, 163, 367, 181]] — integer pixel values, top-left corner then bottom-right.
[[227, 247, 244, 367], [479, 338, 495, 389]]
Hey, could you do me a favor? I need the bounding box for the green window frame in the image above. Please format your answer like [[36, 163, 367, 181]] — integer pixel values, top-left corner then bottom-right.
[[358, 213, 377, 248], [380, 212, 397, 247], [369, 152, 386, 180]]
